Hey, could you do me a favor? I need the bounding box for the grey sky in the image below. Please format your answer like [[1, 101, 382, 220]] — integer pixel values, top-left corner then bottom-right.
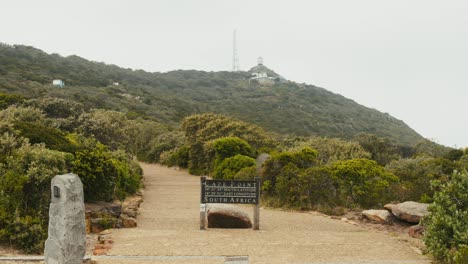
[[2, 0, 467, 147]]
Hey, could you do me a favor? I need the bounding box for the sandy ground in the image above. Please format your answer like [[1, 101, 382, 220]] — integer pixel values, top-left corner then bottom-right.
[[98, 163, 432, 264]]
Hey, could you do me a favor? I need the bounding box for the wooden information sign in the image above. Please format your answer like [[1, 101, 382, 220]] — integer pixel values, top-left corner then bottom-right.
[[200, 177, 260, 230]]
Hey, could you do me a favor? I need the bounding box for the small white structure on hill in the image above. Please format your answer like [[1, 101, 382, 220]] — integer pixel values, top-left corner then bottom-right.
[[249, 57, 284, 85], [52, 79, 65, 88]]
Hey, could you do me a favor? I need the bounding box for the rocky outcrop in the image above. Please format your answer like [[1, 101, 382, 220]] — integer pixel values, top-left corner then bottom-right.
[[207, 204, 252, 228], [384, 201, 429, 223], [362, 209, 392, 223]]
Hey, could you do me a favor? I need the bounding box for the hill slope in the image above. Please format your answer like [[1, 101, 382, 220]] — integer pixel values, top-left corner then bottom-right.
[[0, 44, 423, 145]]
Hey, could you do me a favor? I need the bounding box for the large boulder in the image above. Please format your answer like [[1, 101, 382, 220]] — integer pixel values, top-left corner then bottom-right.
[[362, 209, 392, 223], [384, 201, 429, 223], [207, 204, 252, 228]]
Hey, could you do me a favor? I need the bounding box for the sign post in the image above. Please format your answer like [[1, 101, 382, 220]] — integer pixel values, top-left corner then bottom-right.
[[253, 177, 260, 230], [200, 177, 261, 230], [200, 176, 207, 230]]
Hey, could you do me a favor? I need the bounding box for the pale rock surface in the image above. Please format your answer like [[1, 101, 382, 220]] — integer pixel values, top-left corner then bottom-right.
[[362, 209, 392, 223], [207, 204, 252, 228], [384, 201, 429, 223], [44, 174, 86, 264]]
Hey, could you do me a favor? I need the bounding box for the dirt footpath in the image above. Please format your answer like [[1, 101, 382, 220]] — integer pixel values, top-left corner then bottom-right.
[[102, 163, 431, 264]]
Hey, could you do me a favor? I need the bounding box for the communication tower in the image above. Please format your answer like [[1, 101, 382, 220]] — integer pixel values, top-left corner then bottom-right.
[[232, 29, 240, 71]]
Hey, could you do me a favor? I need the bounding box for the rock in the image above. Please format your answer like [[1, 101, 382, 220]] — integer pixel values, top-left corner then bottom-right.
[[207, 204, 252, 228], [408, 225, 425, 238], [123, 209, 138, 218], [91, 223, 105, 234], [85, 202, 122, 218], [94, 244, 111, 250], [123, 196, 143, 209], [121, 215, 137, 228], [93, 248, 107, 256], [44, 174, 86, 264], [362, 209, 392, 223], [99, 229, 111, 235], [384, 201, 429, 223]]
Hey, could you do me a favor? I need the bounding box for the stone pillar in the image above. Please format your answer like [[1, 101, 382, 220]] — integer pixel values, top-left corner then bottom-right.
[[44, 174, 86, 264]]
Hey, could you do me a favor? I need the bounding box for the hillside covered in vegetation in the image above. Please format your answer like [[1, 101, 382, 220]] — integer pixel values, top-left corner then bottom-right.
[[0, 44, 423, 145]]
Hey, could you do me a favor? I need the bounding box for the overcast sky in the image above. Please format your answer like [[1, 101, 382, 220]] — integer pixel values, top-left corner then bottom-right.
[[2, 0, 467, 147]]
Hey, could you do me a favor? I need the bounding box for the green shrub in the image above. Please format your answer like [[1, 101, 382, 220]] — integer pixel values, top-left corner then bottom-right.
[[213, 154, 256, 180], [0, 93, 24, 110], [212, 137, 255, 160], [330, 158, 398, 208], [423, 171, 468, 264], [262, 147, 317, 195], [386, 157, 458, 202], [6, 215, 46, 253], [72, 143, 117, 202], [14, 121, 77, 153], [0, 143, 71, 253], [160, 145, 190, 168]]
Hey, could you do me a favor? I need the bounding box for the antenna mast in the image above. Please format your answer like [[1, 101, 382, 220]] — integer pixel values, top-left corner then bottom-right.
[[232, 29, 240, 71]]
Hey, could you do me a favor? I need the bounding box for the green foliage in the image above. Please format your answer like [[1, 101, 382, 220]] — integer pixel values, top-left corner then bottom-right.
[[3, 215, 46, 253], [262, 147, 318, 194], [71, 138, 143, 202], [14, 121, 77, 153], [423, 171, 468, 264], [110, 150, 142, 200], [330, 159, 399, 208], [182, 113, 275, 175], [160, 145, 190, 168], [72, 142, 117, 202], [213, 154, 256, 180], [353, 133, 409, 165], [78, 109, 131, 150], [444, 149, 464, 161], [414, 139, 452, 158], [290, 136, 371, 165], [212, 137, 255, 160], [386, 157, 459, 202], [0, 143, 71, 253], [0, 93, 24, 109]]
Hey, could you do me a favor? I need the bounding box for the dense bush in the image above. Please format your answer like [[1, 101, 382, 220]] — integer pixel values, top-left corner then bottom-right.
[[330, 159, 398, 208], [423, 171, 468, 264], [386, 157, 459, 202], [262, 147, 318, 195], [182, 113, 275, 175], [0, 143, 72, 253], [290, 137, 371, 164], [160, 145, 190, 168], [0, 92, 24, 109], [213, 154, 256, 180]]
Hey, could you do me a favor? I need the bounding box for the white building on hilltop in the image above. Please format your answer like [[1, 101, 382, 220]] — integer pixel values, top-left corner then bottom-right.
[[52, 79, 65, 88]]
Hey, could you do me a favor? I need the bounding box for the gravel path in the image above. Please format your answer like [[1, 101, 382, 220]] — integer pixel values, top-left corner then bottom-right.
[[101, 163, 431, 264]]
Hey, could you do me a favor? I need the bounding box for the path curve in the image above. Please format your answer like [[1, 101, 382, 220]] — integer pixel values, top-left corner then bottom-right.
[[100, 163, 431, 264]]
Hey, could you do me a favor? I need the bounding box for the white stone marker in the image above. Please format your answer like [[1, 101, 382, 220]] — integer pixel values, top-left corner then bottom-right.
[[44, 174, 86, 264]]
